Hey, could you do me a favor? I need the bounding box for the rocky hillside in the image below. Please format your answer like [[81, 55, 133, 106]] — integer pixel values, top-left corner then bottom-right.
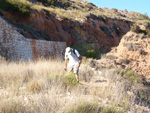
[[1, 1, 150, 112], [98, 31, 150, 82], [0, 0, 150, 53]]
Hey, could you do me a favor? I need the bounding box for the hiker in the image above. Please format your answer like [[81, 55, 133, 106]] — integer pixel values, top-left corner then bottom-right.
[[64, 47, 82, 81]]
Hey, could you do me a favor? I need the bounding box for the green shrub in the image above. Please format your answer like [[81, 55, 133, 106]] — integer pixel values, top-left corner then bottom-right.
[[100, 26, 111, 35], [0, 0, 31, 16], [37, 0, 57, 6], [139, 28, 150, 37], [146, 29, 150, 36], [117, 68, 142, 83], [139, 91, 146, 100], [112, 24, 121, 36], [130, 24, 139, 33], [63, 73, 78, 87], [73, 44, 100, 59]]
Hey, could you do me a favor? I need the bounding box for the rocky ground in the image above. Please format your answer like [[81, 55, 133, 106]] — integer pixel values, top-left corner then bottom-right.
[[79, 59, 150, 113]]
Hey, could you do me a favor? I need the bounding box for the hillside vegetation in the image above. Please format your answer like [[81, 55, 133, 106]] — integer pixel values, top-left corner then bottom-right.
[[0, 0, 150, 23]]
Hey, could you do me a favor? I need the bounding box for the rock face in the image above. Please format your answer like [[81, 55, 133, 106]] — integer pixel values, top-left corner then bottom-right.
[[100, 32, 150, 81], [3, 10, 131, 51], [0, 17, 66, 61], [116, 32, 150, 79]]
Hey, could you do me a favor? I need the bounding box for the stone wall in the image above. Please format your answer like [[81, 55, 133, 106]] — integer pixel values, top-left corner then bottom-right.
[[0, 17, 66, 61]]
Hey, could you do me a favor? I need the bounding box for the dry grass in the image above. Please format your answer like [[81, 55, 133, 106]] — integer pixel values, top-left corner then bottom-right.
[[0, 58, 98, 113], [0, 57, 149, 113]]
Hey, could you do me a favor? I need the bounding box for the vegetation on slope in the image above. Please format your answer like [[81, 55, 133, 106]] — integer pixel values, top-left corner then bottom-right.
[[0, 0, 31, 16], [1, 0, 149, 23]]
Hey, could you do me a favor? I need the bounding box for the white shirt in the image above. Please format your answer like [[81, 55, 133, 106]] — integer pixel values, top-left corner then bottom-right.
[[65, 49, 80, 66]]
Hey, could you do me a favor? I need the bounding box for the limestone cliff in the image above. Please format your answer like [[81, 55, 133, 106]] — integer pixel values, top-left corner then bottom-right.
[[3, 10, 131, 51]]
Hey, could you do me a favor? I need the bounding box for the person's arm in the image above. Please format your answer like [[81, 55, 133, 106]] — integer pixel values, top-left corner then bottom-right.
[[74, 49, 82, 68], [78, 56, 82, 68], [64, 59, 68, 71]]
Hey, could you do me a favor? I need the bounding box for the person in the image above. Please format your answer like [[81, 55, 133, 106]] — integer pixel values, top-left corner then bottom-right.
[[64, 47, 82, 81]]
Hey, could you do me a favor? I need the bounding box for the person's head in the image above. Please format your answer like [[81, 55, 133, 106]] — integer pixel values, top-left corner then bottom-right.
[[66, 47, 72, 55]]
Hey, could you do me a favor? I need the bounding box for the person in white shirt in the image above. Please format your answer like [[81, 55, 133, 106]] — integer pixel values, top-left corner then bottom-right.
[[64, 47, 82, 81]]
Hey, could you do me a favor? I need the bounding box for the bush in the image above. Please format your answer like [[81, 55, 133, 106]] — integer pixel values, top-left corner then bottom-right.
[[0, 0, 31, 16], [145, 28, 150, 37], [63, 72, 78, 87], [37, 0, 57, 6], [117, 68, 143, 84], [139, 28, 150, 37], [73, 44, 100, 59], [112, 24, 121, 36], [100, 26, 111, 35], [130, 24, 140, 33]]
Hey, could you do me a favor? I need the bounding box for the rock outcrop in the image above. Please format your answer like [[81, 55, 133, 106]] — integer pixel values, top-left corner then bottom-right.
[[99, 32, 150, 81], [3, 10, 131, 51], [116, 32, 150, 79]]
